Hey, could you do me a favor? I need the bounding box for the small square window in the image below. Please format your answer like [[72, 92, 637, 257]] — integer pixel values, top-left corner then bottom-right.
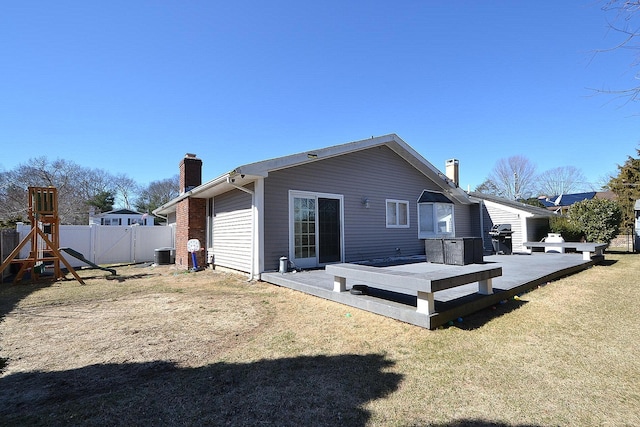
[[386, 200, 410, 228]]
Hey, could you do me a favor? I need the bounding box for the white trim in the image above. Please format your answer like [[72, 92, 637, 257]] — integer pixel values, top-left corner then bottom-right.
[[206, 197, 213, 258], [385, 199, 410, 228], [478, 199, 486, 250], [482, 199, 535, 217], [255, 178, 265, 276], [288, 190, 344, 268], [417, 202, 455, 239]]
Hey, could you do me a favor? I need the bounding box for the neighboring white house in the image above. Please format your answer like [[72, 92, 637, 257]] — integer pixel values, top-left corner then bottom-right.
[[89, 208, 154, 226], [469, 192, 557, 253]]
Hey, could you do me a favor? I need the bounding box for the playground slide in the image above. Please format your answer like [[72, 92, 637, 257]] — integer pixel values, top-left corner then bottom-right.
[[60, 248, 117, 276]]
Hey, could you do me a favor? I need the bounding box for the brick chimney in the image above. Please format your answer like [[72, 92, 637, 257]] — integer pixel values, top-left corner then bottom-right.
[[179, 153, 202, 193], [176, 153, 206, 269], [445, 159, 459, 187]]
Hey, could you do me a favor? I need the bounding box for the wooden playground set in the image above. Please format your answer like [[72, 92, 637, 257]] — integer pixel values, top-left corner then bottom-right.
[[0, 186, 116, 285]]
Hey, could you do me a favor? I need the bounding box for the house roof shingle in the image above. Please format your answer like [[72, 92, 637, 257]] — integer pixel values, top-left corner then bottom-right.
[[154, 134, 471, 215], [468, 192, 557, 217]]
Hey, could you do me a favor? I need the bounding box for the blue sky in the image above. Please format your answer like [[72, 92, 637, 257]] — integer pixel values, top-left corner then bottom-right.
[[1, 1, 638, 192]]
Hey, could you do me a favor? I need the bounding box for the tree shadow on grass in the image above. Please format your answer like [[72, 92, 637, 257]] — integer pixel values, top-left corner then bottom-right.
[[0, 279, 54, 320], [0, 354, 402, 426]]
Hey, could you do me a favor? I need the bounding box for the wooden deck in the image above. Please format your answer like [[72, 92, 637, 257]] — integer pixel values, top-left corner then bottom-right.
[[260, 252, 596, 329]]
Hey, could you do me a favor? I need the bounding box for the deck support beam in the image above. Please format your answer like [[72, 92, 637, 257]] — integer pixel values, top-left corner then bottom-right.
[[416, 291, 435, 316], [478, 278, 493, 295]]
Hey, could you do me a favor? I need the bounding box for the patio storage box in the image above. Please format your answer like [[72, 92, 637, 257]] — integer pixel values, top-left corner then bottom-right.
[[424, 239, 445, 264], [425, 238, 483, 265], [443, 238, 484, 265]]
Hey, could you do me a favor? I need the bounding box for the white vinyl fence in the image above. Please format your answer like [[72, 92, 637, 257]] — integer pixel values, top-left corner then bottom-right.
[[16, 223, 175, 268]]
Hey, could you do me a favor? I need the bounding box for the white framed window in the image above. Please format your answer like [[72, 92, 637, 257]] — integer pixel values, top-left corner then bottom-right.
[[417, 190, 455, 238], [386, 199, 409, 228]]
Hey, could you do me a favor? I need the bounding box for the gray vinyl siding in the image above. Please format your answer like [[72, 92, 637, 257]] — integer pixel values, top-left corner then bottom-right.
[[453, 204, 474, 237], [466, 203, 482, 239], [212, 184, 253, 273], [262, 145, 472, 271]]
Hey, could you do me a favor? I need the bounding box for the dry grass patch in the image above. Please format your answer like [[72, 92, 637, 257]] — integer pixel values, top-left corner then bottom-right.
[[1, 256, 639, 426]]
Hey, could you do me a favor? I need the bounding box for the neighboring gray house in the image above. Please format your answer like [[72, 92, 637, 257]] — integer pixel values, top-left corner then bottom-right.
[[538, 191, 617, 214], [154, 134, 479, 278], [469, 192, 557, 253]]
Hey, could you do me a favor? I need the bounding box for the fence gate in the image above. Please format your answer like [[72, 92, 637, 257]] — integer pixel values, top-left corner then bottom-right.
[[94, 226, 134, 264]]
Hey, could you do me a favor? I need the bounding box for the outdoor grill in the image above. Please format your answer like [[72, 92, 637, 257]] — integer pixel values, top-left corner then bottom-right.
[[489, 223, 514, 255]]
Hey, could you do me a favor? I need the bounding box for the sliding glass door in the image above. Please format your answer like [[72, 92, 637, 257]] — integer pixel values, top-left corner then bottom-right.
[[290, 192, 343, 268]]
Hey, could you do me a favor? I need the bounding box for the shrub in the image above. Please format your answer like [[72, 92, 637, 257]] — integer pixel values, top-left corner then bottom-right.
[[567, 199, 622, 244], [549, 216, 584, 242]]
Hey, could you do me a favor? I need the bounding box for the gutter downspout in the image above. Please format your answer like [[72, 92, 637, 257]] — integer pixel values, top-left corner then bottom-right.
[[479, 200, 486, 253], [227, 177, 256, 281]]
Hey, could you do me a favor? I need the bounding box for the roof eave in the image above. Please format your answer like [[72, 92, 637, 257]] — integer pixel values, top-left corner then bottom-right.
[[154, 134, 473, 213]]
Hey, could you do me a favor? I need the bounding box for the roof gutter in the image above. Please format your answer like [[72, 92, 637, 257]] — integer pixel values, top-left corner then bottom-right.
[[152, 173, 232, 216]]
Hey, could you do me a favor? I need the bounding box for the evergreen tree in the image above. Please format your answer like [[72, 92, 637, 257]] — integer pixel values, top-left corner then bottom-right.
[[87, 191, 115, 213], [607, 147, 640, 234]]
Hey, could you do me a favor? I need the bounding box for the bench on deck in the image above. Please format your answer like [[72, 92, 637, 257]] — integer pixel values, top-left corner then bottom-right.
[[325, 263, 502, 317], [523, 242, 607, 261]]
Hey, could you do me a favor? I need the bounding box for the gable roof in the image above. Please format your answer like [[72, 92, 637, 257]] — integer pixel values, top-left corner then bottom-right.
[[154, 134, 471, 215], [95, 208, 147, 216], [469, 192, 556, 217]]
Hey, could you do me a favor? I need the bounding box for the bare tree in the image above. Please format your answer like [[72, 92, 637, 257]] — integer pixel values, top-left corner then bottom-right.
[[0, 158, 120, 224], [0, 171, 28, 226], [476, 155, 538, 200], [76, 168, 115, 200], [73, 168, 118, 217], [135, 176, 179, 219], [592, 1, 640, 104], [0, 157, 177, 225], [475, 179, 501, 195], [596, 171, 617, 190], [8, 157, 87, 224], [536, 166, 593, 196], [113, 173, 139, 209]]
